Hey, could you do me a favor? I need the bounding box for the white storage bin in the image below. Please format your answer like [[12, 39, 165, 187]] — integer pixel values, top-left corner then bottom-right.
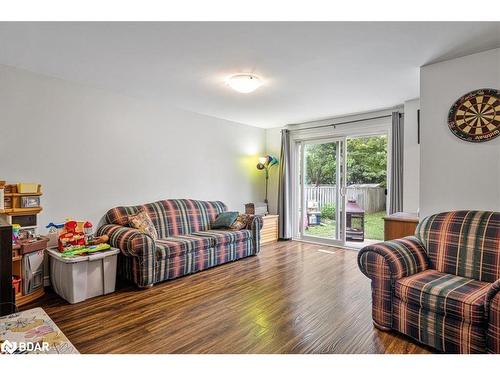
[[48, 247, 120, 304]]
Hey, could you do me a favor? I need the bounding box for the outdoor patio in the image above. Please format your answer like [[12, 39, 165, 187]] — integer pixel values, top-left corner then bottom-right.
[[304, 210, 385, 241]]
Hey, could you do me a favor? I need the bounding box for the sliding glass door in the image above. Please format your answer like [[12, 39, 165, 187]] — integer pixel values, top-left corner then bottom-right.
[[297, 138, 346, 246], [290, 114, 392, 249]]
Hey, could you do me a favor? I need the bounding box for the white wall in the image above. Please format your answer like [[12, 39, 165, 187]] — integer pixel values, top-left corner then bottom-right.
[[420, 48, 500, 218], [0, 65, 266, 230], [403, 98, 420, 213]]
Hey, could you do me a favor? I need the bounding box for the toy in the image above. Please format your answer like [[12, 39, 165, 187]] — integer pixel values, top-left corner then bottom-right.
[[58, 220, 85, 252], [46, 222, 64, 248], [46, 222, 64, 231], [60, 243, 111, 257], [12, 224, 21, 243], [57, 218, 110, 253], [83, 221, 94, 243]]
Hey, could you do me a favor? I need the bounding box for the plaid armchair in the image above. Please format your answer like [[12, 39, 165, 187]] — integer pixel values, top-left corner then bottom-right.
[[358, 211, 500, 353], [98, 199, 262, 288]]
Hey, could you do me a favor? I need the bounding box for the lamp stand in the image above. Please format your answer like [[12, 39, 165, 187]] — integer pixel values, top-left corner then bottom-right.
[[264, 168, 269, 203]]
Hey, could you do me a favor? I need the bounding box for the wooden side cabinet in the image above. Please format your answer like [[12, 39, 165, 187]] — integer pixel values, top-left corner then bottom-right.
[[383, 212, 419, 241], [260, 215, 279, 246]]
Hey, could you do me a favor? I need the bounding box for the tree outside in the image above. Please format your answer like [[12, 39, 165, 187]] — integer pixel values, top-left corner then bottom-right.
[[305, 142, 337, 185], [305, 136, 387, 186], [346, 136, 387, 187]]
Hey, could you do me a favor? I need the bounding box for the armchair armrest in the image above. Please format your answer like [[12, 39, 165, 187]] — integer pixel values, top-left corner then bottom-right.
[[97, 224, 156, 287], [245, 215, 263, 254], [486, 279, 500, 313], [358, 236, 429, 281], [357, 236, 429, 330], [486, 279, 500, 353]]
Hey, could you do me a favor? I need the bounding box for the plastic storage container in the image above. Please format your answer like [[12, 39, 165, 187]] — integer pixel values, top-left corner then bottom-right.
[[48, 247, 119, 304]]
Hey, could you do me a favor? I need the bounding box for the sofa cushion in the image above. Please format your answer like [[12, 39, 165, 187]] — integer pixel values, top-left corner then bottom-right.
[[230, 214, 252, 230], [192, 229, 252, 246], [127, 209, 158, 240], [211, 211, 239, 229], [395, 269, 491, 325], [156, 234, 212, 259]]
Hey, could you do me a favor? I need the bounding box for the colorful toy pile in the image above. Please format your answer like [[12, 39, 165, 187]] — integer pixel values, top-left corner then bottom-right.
[[56, 219, 110, 257]]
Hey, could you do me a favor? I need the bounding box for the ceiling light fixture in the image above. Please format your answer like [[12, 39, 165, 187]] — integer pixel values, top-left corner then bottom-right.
[[227, 74, 262, 94]]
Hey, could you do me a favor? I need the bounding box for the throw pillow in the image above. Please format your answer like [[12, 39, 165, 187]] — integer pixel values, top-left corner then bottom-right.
[[128, 209, 158, 240], [230, 214, 250, 231], [211, 211, 239, 229]]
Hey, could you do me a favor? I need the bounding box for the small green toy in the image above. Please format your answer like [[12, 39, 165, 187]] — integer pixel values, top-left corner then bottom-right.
[[61, 243, 111, 257]]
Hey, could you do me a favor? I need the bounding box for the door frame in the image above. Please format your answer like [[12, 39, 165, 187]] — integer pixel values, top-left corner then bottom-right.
[[289, 115, 392, 247]]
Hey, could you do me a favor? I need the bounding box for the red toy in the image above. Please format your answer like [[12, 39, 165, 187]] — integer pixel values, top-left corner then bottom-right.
[[58, 220, 85, 252]]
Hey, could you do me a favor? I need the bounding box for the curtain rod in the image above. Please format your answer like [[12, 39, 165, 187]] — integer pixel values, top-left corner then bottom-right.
[[288, 113, 396, 132]]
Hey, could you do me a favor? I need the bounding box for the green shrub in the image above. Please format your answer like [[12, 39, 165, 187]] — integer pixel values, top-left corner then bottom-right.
[[320, 204, 336, 220]]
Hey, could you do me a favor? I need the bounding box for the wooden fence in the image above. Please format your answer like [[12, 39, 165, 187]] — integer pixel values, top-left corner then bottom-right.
[[305, 185, 386, 213]]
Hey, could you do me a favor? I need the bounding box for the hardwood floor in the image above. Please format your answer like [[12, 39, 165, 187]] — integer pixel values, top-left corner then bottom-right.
[[24, 240, 432, 354]]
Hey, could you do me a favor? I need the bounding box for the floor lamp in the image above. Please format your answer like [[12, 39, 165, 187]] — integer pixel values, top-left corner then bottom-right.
[[256, 155, 279, 211]]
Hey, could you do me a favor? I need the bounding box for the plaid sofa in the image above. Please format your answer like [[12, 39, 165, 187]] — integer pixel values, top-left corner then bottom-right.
[[358, 210, 500, 353], [97, 199, 262, 288]]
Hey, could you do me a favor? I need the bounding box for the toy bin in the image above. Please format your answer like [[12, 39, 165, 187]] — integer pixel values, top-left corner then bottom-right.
[[48, 247, 119, 304]]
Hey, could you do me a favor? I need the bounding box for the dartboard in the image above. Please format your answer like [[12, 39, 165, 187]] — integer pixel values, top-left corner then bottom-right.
[[448, 88, 500, 142]]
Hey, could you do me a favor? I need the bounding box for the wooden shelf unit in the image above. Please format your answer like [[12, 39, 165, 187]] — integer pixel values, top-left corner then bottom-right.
[[0, 207, 43, 215], [16, 288, 45, 306], [1, 183, 42, 213], [5, 192, 43, 197], [1, 182, 45, 307]]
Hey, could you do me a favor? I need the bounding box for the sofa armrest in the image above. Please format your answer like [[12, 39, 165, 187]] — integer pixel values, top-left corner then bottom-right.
[[486, 279, 500, 353], [97, 224, 156, 287], [97, 224, 155, 258], [358, 236, 429, 281], [245, 215, 263, 254]]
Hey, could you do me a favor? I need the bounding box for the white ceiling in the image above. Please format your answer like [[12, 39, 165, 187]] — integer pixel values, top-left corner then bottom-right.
[[0, 22, 499, 128]]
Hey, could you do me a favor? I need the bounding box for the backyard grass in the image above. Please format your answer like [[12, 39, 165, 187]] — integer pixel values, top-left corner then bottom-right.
[[364, 211, 385, 240], [305, 210, 385, 241], [305, 219, 337, 237]]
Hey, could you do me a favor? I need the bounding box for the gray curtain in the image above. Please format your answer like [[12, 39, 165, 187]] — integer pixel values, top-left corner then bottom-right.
[[390, 111, 404, 214], [278, 129, 292, 239]]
